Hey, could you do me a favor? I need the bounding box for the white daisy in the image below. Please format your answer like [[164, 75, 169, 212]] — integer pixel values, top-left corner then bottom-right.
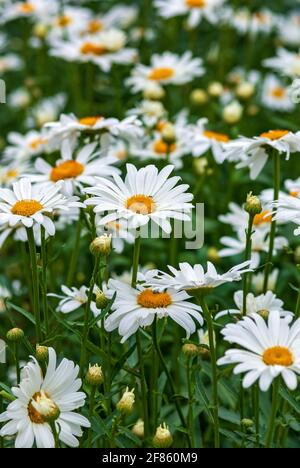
[[27, 93, 66, 128], [0, 162, 28, 187], [277, 13, 300, 47], [218, 311, 300, 391], [284, 177, 300, 198], [263, 48, 300, 78], [26, 140, 120, 196], [127, 100, 167, 128], [155, 0, 225, 28], [187, 118, 231, 163], [0, 178, 82, 236], [252, 269, 278, 294], [261, 74, 294, 112], [104, 278, 203, 343], [126, 51, 204, 93], [84, 163, 193, 234], [0, 0, 59, 24], [0, 347, 90, 448], [0, 54, 22, 74], [216, 290, 292, 320], [219, 202, 273, 233], [3, 130, 49, 163], [272, 195, 300, 236], [48, 285, 100, 317]]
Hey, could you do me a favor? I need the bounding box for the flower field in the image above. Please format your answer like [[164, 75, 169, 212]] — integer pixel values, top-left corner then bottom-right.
[[1, 0, 300, 449]]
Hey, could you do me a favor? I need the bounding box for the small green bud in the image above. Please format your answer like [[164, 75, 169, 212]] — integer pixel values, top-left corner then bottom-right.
[[85, 364, 104, 386], [6, 328, 24, 343], [244, 192, 262, 216]]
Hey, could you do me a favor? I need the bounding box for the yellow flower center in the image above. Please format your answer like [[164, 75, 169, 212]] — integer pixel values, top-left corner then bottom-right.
[[28, 392, 46, 424], [156, 120, 168, 132], [186, 0, 206, 8], [137, 289, 172, 308], [260, 130, 289, 140], [253, 210, 272, 226], [116, 149, 127, 160], [290, 190, 299, 198], [106, 221, 121, 231], [18, 2, 35, 14], [126, 194, 155, 215], [80, 42, 107, 56], [29, 137, 47, 150], [148, 67, 174, 81], [50, 160, 84, 182], [78, 116, 103, 127], [87, 20, 103, 34], [6, 169, 18, 179], [56, 15, 73, 27], [153, 139, 176, 154], [262, 346, 293, 366], [203, 130, 230, 143], [270, 87, 285, 99], [12, 200, 43, 217]]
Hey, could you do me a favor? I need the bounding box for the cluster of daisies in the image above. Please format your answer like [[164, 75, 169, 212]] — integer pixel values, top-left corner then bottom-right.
[[1, 0, 300, 450]]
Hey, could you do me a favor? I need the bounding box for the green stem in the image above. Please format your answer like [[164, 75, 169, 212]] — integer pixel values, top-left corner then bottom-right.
[[150, 329, 159, 434], [41, 227, 49, 335], [79, 256, 100, 376], [0, 395, 3, 448], [136, 330, 150, 442], [88, 387, 96, 447], [152, 316, 191, 448], [66, 213, 82, 286], [14, 343, 20, 385], [131, 234, 141, 289], [265, 378, 280, 448], [252, 383, 260, 447], [242, 213, 254, 315], [263, 152, 281, 293], [50, 422, 60, 448], [27, 227, 42, 343], [187, 356, 195, 447], [198, 298, 220, 448]]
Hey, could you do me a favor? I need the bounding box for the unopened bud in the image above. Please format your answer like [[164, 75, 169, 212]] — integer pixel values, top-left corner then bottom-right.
[[190, 89, 208, 105], [208, 82, 223, 97], [245, 192, 262, 216], [143, 82, 165, 100], [161, 123, 176, 145], [117, 387, 135, 415], [85, 364, 104, 386], [207, 247, 220, 263], [182, 343, 199, 356], [193, 157, 208, 176], [236, 82, 255, 100], [36, 345, 49, 362], [241, 418, 254, 429], [223, 101, 243, 124], [6, 328, 24, 343], [153, 423, 173, 448], [90, 235, 112, 257], [95, 290, 109, 309], [132, 419, 144, 438]]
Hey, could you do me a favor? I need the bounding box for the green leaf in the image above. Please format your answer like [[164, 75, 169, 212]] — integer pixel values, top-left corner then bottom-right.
[[279, 387, 300, 414], [195, 373, 214, 423], [6, 301, 36, 325]]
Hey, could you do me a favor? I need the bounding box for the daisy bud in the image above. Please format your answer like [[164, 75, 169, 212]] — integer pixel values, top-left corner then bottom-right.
[[244, 193, 262, 216], [193, 157, 208, 176], [85, 364, 104, 386], [190, 89, 208, 105], [132, 419, 144, 438], [153, 423, 173, 448], [294, 247, 300, 263], [208, 82, 223, 97], [257, 309, 269, 320], [31, 390, 60, 423], [143, 82, 165, 100], [241, 418, 254, 430], [33, 23, 48, 39], [222, 101, 243, 124], [36, 345, 49, 362], [117, 387, 135, 415], [161, 123, 176, 145], [236, 82, 255, 100], [207, 247, 220, 263], [95, 290, 109, 309], [90, 234, 112, 257], [182, 343, 199, 356], [6, 328, 24, 343]]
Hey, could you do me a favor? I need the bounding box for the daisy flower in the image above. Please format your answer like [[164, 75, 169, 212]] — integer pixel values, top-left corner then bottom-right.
[[0, 178, 82, 236], [104, 278, 203, 342], [0, 347, 90, 448], [3, 130, 49, 163], [252, 269, 279, 294], [49, 285, 100, 317], [47, 6, 91, 40], [219, 202, 273, 233], [216, 290, 292, 320], [0, 53, 22, 74], [26, 140, 120, 196], [155, 0, 225, 28], [84, 163, 193, 234], [126, 51, 204, 93], [147, 260, 251, 295], [0, 162, 28, 187], [49, 29, 137, 72], [261, 74, 294, 112], [218, 311, 300, 391], [127, 100, 167, 128], [187, 118, 231, 163], [27, 93, 66, 128], [277, 13, 300, 47], [272, 196, 300, 236], [284, 177, 300, 198], [263, 48, 300, 78], [79, 5, 138, 36], [0, 0, 59, 24]]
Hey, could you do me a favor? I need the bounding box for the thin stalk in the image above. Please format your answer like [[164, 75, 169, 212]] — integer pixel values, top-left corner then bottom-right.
[[198, 297, 220, 448], [131, 234, 141, 289], [242, 213, 254, 315], [265, 378, 280, 448], [50, 422, 60, 448], [27, 228, 42, 343], [252, 383, 260, 447], [152, 316, 191, 448], [186, 356, 195, 447], [66, 213, 82, 286], [41, 227, 49, 335], [263, 152, 281, 293], [0, 395, 3, 448], [14, 343, 20, 384], [88, 387, 96, 447], [79, 256, 100, 376]]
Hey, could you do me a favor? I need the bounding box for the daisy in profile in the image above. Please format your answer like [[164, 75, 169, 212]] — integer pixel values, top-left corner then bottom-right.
[[49, 29, 137, 72], [224, 130, 300, 179], [284, 177, 300, 198], [187, 118, 230, 163], [0, 178, 82, 236], [26, 141, 119, 196], [0, 162, 28, 187], [155, 0, 225, 28], [261, 74, 294, 112], [219, 201, 272, 233], [147, 261, 251, 295], [216, 290, 292, 320], [263, 48, 300, 78], [45, 113, 142, 148], [126, 51, 204, 93], [218, 311, 300, 391], [84, 164, 193, 234], [0, 347, 90, 448], [49, 285, 100, 316], [104, 278, 203, 342], [272, 196, 300, 236], [3, 130, 49, 162]]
